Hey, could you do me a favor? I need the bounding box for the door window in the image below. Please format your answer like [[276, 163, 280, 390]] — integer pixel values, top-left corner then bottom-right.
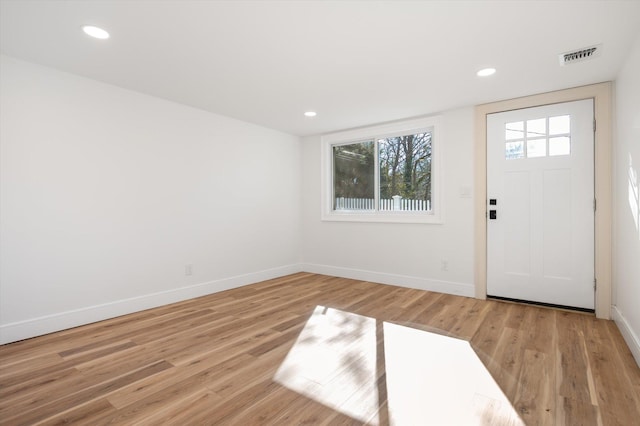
[[504, 114, 572, 159]]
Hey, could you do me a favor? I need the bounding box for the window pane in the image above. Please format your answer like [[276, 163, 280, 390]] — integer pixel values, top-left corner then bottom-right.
[[526, 118, 546, 138], [506, 141, 524, 159], [333, 141, 375, 210], [549, 115, 570, 135], [505, 121, 524, 140], [379, 132, 432, 211], [527, 138, 547, 158], [549, 136, 571, 156]]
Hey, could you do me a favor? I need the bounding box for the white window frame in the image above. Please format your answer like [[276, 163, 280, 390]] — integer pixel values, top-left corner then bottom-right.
[[321, 116, 442, 224]]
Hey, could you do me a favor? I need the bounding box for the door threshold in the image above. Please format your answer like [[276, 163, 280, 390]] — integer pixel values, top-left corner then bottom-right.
[[487, 295, 595, 314]]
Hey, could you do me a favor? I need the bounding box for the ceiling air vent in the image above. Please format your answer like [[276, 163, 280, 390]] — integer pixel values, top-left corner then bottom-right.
[[559, 44, 602, 66]]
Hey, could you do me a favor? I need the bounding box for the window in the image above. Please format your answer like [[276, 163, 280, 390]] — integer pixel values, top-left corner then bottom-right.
[[321, 116, 441, 223], [505, 114, 571, 160]]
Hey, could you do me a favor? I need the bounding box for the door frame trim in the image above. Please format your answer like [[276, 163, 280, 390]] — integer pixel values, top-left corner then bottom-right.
[[474, 82, 612, 319]]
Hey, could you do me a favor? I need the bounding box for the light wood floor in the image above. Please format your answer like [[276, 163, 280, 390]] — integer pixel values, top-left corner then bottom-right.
[[1, 273, 639, 425]]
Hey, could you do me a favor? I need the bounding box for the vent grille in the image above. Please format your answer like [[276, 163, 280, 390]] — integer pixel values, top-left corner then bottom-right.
[[559, 45, 602, 66]]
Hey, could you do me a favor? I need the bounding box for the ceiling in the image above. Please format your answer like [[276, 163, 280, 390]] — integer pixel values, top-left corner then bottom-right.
[[1, 0, 639, 136]]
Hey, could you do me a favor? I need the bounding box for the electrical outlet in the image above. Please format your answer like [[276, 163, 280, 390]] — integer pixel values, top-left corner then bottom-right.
[[185, 264, 193, 276], [441, 259, 449, 271]]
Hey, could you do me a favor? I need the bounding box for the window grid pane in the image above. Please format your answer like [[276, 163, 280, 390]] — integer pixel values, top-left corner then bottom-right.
[[505, 114, 572, 160], [527, 138, 547, 158], [549, 136, 571, 156], [506, 141, 525, 159], [505, 121, 524, 140], [549, 115, 571, 135], [333, 141, 375, 211], [526, 118, 546, 138], [378, 132, 432, 212]]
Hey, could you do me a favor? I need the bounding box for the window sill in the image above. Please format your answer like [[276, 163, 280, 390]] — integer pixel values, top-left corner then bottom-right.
[[321, 211, 443, 224]]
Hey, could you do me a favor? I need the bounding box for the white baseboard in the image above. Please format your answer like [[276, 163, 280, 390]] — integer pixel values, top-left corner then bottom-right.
[[301, 263, 475, 298], [0, 264, 303, 345], [612, 305, 640, 368]]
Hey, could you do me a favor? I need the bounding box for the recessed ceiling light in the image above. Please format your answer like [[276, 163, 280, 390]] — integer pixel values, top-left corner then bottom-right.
[[304, 111, 317, 117], [477, 68, 496, 77], [82, 25, 110, 40]]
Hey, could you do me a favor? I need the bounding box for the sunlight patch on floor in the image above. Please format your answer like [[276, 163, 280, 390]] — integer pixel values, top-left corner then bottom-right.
[[274, 305, 524, 425], [384, 321, 523, 425], [273, 305, 378, 423]]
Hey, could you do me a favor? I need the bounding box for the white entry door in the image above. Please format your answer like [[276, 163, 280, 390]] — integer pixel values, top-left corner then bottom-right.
[[487, 99, 595, 310]]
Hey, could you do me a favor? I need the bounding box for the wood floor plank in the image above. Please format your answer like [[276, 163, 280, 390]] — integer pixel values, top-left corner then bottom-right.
[[3, 361, 172, 425], [1, 354, 72, 396], [273, 394, 356, 426], [73, 345, 166, 384], [0, 310, 159, 362], [106, 347, 255, 409], [36, 398, 118, 426], [606, 320, 640, 417], [134, 389, 222, 426], [492, 326, 527, 399], [0, 367, 86, 416], [207, 379, 287, 424], [415, 294, 471, 336], [583, 315, 640, 426], [513, 350, 555, 425], [0, 352, 63, 377], [219, 385, 305, 425], [396, 291, 446, 325], [2, 340, 142, 402], [208, 343, 292, 400], [164, 312, 297, 366], [448, 299, 491, 340], [102, 355, 253, 423], [1, 273, 638, 425], [470, 300, 513, 371], [556, 312, 592, 403]]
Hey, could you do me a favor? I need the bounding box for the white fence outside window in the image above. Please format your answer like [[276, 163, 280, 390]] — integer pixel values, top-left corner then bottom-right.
[[335, 196, 431, 211]]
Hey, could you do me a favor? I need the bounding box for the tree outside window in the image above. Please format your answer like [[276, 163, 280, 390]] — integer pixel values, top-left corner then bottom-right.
[[332, 132, 432, 212]]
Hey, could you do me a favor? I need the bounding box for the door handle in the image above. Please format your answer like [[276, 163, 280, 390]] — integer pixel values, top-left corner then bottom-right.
[[489, 210, 497, 220]]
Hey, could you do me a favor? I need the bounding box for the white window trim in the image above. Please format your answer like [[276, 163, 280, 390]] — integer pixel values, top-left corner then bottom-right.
[[321, 116, 443, 224]]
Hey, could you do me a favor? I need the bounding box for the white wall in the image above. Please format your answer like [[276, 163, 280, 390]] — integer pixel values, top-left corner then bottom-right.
[[613, 34, 640, 365], [300, 108, 475, 296], [0, 55, 301, 343]]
